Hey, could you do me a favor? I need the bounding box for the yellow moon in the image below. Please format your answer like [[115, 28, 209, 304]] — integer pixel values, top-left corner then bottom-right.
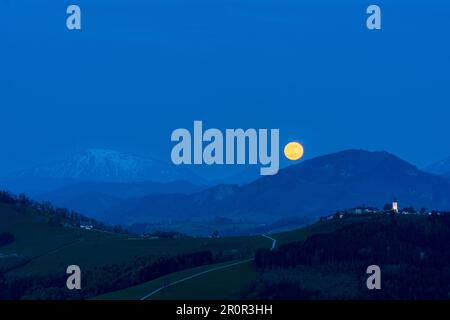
[[284, 142, 304, 161]]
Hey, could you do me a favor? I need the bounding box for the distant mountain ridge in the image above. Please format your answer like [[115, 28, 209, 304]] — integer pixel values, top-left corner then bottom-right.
[[424, 156, 450, 176], [103, 150, 450, 225], [36, 180, 206, 218], [1, 149, 204, 196], [8, 149, 198, 183]]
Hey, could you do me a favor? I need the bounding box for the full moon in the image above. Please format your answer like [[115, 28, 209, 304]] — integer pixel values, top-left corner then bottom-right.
[[284, 142, 304, 161]]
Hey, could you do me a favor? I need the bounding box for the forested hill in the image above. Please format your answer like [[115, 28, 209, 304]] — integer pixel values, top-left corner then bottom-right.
[[0, 190, 126, 234], [251, 214, 450, 300]]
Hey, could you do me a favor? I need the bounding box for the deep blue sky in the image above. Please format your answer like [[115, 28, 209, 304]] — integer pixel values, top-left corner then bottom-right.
[[1, 0, 450, 177]]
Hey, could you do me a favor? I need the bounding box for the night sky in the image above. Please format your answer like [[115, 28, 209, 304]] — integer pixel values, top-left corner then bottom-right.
[[2, 0, 449, 176]]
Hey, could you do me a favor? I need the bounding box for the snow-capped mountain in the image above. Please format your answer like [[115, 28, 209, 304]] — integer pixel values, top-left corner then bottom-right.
[[6, 149, 199, 184], [424, 156, 450, 176]]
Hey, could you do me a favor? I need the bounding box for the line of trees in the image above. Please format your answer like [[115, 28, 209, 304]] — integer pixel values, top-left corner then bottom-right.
[[0, 250, 214, 300], [0, 232, 14, 247]]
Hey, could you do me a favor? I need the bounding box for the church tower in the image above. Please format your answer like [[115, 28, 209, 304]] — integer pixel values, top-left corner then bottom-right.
[[392, 198, 399, 214]]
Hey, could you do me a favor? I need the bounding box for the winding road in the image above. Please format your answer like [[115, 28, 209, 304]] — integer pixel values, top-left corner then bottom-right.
[[261, 234, 277, 250], [139, 234, 277, 300]]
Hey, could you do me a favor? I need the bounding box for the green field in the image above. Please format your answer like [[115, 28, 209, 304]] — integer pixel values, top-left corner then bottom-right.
[[1, 200, 373, 300], [96, 259, 255, 300], [150, 260, 257, 300], [95, 215, 384, 300], [0, 203, 271, 278]]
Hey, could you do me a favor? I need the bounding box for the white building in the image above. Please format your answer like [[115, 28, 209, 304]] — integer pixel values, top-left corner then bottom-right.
[[392, 199, 399, 214]]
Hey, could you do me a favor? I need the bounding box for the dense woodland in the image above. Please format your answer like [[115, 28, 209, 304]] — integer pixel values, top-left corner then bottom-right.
[[0, 232, 14, 247], [250, 214, 450, 299]]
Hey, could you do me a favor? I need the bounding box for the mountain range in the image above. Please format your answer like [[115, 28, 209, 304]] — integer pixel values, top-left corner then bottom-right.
[[101, 150, 450, 231], [2, 148, 450, 236], [8, 148, 199, 183], [36, 180, 206, 218], [0, 149, 203, 195]]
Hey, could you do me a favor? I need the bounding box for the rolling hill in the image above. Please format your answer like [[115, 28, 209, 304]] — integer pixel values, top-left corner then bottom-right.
[[97, 213, 450, 300], [0, 193, 272, 299], [3, 189, 450, 300], [98, 213, 450, 300]]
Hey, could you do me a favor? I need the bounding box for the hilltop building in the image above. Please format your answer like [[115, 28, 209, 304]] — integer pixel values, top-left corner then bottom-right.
[[392, 199, 399, 214]]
